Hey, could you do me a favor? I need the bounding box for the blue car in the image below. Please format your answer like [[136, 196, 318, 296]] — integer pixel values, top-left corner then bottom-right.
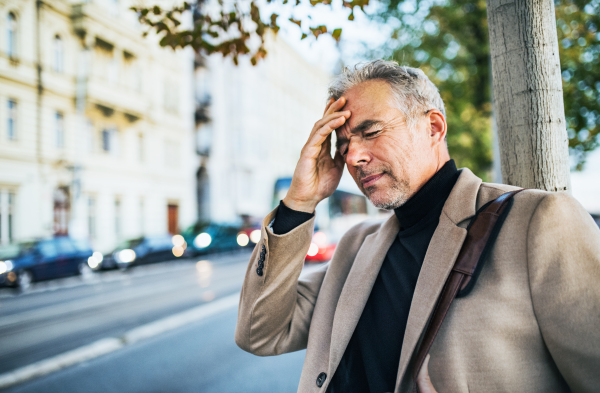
[[0, 237, 94, 289], [95, 235, 180, 270], [182, 222, 243, 256]]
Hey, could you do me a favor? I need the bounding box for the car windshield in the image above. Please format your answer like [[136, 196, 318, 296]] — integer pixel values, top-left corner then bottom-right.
[[72, 239, 92, 252], [183, 221, 210, 235], [116, 238, 144, 250]]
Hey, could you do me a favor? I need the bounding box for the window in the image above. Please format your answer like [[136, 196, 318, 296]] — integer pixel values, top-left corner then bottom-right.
[[7, 100, 17, 140], [102, 129, 111, 152], [7, 12, 17, 58], [38, 240, 58, 258], [8, 192, 14, 243], [0, 190, 16, 244], [101, 128, 119, 155], [55, 111, 65, 148], [53, 187, 69, 235], [88, 196, 96, 239], [53, 35, 64, 73]]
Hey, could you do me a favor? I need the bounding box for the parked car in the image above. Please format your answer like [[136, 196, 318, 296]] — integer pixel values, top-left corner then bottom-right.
[[182, 222, 244, 256], [94, 235, 180, 270], [0, 237, 94, 289]]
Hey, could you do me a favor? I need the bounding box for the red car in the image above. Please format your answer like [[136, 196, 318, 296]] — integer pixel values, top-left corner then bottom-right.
[[305, 231, 336, 263]]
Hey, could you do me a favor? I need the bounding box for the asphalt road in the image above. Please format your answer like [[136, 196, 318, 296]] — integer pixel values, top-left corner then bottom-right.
[[0, 251, 310, 392]]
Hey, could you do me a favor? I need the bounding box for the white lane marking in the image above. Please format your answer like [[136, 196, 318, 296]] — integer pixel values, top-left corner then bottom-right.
[[0, 338, 123, 389], [0, 292, 241, 390], [123, 293, 240, 344]]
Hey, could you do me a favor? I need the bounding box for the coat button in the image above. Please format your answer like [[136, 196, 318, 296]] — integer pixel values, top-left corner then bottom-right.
[[256, 267, 263, 276], [316, 372, 327, 387]]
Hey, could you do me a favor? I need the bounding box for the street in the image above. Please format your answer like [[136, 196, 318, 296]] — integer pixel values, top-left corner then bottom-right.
[[0, 251, 309, 392]]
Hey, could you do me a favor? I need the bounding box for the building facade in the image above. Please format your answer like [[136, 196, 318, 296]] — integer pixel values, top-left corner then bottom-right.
[[194, 34, 332, 224], [0, 0, 197, 252]]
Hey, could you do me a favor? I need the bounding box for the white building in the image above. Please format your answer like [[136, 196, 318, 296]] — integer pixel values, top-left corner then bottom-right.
[[195, 34, 331, 224], [0, 0, 197, 252]]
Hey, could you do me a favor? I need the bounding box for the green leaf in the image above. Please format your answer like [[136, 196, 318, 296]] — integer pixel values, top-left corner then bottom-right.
[[332, 28, 342, 41]]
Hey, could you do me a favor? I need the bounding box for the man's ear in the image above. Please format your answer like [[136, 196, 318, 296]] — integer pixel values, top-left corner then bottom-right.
[[428, 110, 447, 144]]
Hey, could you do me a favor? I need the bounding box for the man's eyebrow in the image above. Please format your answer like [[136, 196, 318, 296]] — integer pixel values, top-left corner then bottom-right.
[[351, 119, 383, 134], [335, 119, 383, 151]]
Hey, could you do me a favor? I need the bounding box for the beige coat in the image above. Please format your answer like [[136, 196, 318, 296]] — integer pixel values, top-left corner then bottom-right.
[[235, 168, 600, 392]]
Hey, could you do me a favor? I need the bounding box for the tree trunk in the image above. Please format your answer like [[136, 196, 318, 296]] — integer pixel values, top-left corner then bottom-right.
[[486, 0, 571, 191]]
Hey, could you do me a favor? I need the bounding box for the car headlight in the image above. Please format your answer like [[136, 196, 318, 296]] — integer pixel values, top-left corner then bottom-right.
[[0, 260, 13, 274], [87, 252, 103, 269], [237, 233, 249, 247], [250, 229, 261, 244], [116, 249, 136, 263], [194, 233, 211, 248]]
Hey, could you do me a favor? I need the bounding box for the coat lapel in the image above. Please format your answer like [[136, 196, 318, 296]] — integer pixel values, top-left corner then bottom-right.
[[395, 168, 482, 390], [328, 214, 400, 377]]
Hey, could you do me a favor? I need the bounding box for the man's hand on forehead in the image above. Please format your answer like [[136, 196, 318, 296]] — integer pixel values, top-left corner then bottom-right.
[[281, 96, 350, 213]]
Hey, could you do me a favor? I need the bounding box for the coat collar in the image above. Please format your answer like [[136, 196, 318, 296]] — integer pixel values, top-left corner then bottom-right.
[[394, 167, 482, 390]]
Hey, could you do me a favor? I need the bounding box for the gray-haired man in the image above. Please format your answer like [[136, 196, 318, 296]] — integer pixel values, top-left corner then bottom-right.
[[235, 60, 600, 392]]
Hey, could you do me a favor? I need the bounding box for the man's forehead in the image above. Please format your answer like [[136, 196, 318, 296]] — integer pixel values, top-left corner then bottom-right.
[[341, 82, 396, 123], [335, 82, 400, 140], [342, 80, 395, 111]]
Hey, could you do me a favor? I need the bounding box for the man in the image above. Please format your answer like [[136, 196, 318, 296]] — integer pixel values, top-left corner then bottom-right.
[[235, 60, 600, 392]]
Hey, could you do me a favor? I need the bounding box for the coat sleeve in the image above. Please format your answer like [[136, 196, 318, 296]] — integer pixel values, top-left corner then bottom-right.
[[527, 192, 600, 392], [235, 206, 327, 356]]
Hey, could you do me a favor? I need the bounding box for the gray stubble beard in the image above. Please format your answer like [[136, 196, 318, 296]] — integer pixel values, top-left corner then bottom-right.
[[363, 173, 411, 210]]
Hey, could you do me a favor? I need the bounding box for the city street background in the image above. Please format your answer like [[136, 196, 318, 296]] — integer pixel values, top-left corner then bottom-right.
[[0, 251, 316, 393], [0, 0, 598, 391]]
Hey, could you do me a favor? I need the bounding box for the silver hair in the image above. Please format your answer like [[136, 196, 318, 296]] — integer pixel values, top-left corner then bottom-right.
[[328, 60, 446, 128]]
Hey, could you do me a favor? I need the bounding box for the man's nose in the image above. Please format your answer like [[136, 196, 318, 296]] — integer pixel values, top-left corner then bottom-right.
[[346, 140, 371, 168]]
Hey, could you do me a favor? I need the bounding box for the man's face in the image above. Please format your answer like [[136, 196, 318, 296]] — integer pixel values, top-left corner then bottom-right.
[[335, 80, 439, 209]]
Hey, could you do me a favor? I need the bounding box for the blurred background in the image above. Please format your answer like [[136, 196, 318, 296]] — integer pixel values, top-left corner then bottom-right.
[[0, 0, 598, 391]]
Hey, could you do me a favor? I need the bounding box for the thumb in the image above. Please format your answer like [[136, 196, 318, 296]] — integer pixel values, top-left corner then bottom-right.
[[416, 354, 438, 393]]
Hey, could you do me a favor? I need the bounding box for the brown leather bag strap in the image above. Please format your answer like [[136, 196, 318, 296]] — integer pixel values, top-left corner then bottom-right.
[[412, 189, 525, 387]]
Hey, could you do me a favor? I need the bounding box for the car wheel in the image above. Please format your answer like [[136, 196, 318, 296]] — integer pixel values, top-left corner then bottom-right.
[[18, 270, 33, 291], [78, 262, 93, 279]]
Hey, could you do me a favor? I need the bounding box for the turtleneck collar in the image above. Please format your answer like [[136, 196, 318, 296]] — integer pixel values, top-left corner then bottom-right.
[[394, 159, 459, 230]]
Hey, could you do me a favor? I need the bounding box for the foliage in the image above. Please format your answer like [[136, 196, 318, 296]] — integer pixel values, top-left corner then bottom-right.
[[372, 0, 600, 173], [134, 0, 600, 171], [130, 0, 368, 65], [556, 0, 600, 170]]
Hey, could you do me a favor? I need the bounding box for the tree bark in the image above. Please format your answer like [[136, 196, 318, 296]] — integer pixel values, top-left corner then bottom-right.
[[486, 0, 570, 191]]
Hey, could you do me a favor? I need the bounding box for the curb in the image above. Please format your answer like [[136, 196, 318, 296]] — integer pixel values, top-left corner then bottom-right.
[[0, 292, 240, 390]]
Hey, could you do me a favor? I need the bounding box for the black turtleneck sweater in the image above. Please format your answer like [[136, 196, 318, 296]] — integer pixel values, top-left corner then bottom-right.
[[273, 160, 459, 393]]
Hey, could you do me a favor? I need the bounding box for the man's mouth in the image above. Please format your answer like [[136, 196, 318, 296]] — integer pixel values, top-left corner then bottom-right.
[[361, 173, 384, 188]]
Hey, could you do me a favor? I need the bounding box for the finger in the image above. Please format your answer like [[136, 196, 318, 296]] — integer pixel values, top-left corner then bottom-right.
[[416, 355, 438, 393], [304, 116, 346, 157], [312, 111, 351, 137], [323, 97, 335, 115], [325, 96, 346, 116]]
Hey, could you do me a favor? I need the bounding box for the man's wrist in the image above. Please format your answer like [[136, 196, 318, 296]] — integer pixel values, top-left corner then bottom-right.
[[282, 196, 317, 213]]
